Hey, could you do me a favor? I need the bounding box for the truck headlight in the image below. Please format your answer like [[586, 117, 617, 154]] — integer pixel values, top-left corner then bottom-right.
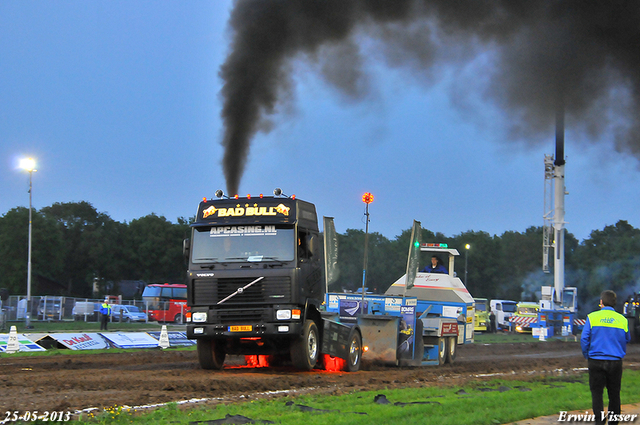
[[192, 312, 207, 323], [276, 310, 291, 320], [276, 309, 301, 320]]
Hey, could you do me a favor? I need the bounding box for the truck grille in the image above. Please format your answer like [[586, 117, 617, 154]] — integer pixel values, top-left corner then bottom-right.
[[193, 276, 292, 306], [212, 309, 267, 324]]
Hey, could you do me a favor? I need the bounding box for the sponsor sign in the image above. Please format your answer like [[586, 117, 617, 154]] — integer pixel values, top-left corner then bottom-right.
[[210, 225, 277, 237], [41, 333, 109, 350], [201, 203, 291, 219], [327, 294, 412, 313], [339, 299, 367, 323], [385, 297, 404, 312], [0, 333, 46, 352], [147, 331, 195, 347], [100, 332, 159, 349], [533, 327, 548, 337], [442, 305, 463, 319], [398, 306, 416, 360], [441, 322, 459, 335]]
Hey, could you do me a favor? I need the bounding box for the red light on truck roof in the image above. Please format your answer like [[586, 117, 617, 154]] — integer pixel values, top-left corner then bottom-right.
[[247, 194, 251, 199]]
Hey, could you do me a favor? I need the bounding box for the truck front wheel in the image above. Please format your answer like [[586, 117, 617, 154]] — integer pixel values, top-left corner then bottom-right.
[[290, 320, 319, 370], [197, 339, 226, 370]]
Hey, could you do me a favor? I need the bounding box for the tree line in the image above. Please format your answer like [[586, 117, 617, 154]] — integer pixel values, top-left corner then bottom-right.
[[1, 201, 639, 313]]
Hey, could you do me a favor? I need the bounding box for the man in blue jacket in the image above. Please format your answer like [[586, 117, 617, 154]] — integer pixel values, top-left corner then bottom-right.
[[421, 256, 447, 274], [100, 301, 112, 331], [581, 290, 631, 425]]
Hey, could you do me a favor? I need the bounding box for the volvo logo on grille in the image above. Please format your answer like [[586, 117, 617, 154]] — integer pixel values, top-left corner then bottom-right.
[[217, 276, 264, 305]]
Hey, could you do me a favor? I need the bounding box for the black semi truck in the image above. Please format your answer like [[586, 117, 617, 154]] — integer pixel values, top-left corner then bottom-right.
[[184, 190, 360, 371]]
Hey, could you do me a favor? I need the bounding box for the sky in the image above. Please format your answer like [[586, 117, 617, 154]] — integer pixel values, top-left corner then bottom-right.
[[2, 1, 640, 245]]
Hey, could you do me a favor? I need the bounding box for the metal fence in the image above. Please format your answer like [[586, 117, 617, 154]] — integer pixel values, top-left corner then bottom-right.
[[0, 295, 160, 323]]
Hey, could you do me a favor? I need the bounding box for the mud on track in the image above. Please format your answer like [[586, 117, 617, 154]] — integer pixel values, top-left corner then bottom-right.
[[2, 341, 640, 415]]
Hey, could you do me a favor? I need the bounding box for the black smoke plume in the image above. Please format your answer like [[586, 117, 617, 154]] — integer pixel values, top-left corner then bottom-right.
[[219, 0, 640, 195]]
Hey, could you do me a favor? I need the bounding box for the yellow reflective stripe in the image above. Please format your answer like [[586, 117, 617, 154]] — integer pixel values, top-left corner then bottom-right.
[[588, 310, 628, 332]]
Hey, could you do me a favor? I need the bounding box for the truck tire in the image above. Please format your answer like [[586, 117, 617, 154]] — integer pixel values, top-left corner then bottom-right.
[[197, 339, 226, 370], [445, 336, 457, 364], [437, 337, 446, 366], [290, 320, 319, 370], [344, 329, 362, 372], [174, 313, 183, 324]]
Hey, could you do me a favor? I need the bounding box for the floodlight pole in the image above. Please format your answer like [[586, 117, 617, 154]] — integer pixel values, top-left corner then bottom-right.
[[19, 158, 36, 329], [464, 244, 470, 285], [26, 168, 34, 329]]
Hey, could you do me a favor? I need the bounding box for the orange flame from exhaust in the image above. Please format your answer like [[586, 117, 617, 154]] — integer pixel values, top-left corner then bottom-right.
[[245, 355, 270, 368], [321, 354, 346, 372]]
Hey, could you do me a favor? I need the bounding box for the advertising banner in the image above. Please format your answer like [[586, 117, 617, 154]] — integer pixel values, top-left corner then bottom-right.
[[147, 331, 195, 347], [0, 333, 46, 352], [398, 305, 416, 360], [37, 333, 109, 350], [100, 332, 159, 349], [338, 299, 368, 323]]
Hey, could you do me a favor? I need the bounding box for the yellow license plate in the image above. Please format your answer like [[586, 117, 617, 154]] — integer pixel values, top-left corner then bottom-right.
[[228, 325, 252, 332]]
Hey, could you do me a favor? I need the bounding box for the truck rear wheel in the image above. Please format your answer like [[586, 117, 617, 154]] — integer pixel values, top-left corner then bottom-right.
[[445, 336, 457, 364], [345, 329, 362, 372], [290, 320, 319, 370], [197, 339, 226, 370], [437, 337, 446, 366]]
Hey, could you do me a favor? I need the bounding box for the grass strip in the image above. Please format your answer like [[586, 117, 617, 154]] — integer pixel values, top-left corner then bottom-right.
[[70, 369, 640, 425]]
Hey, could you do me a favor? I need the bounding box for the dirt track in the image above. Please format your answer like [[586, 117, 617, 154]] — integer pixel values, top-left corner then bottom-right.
[[2, 340, 640, 416]]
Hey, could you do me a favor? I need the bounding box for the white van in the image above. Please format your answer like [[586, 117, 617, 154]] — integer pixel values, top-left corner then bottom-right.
[[490, 299, 517, 330]]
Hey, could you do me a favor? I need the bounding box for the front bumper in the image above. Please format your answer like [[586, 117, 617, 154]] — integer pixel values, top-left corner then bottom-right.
[[186, 321, 303, 339]]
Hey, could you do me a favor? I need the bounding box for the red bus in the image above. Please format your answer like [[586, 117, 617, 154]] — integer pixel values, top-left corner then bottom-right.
[[142, 283, 189, 324]]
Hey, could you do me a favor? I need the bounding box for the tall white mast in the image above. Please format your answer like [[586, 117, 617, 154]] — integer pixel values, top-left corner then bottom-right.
[[542, 103, 566, 306], [553, 104, 566, 304]]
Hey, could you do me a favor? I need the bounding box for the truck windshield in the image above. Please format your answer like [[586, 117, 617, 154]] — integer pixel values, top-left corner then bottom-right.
[[191, 225, 295, 263], [503, 303, 517, 313], [142, 287, 161, 297]]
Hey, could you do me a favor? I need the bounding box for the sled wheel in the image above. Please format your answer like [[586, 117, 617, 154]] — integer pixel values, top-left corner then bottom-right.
[[446, 336, 457, 364], [437, 337, 446, 366]]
